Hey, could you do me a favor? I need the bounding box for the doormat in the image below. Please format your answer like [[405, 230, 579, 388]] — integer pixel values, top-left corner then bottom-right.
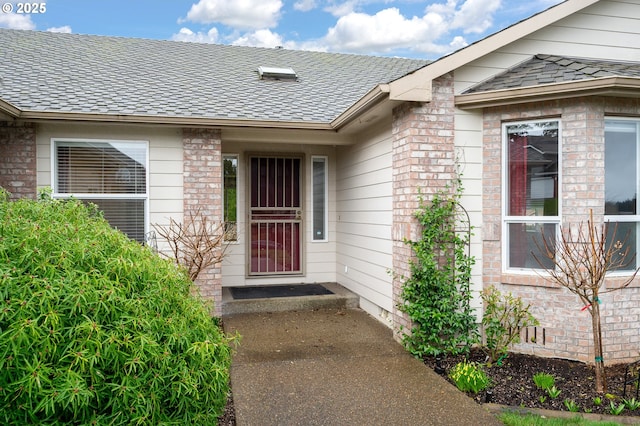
[[230, 284, 334, 300]]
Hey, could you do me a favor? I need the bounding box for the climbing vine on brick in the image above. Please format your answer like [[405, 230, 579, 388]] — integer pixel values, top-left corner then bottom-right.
[[398, 180, 478, 358]]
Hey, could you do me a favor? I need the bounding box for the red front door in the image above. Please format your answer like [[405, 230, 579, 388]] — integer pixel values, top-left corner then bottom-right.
[[249, 156, 302, 275]]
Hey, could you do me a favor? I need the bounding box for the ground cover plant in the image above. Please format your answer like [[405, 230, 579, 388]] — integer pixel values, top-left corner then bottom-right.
[[0, 189, 233, 424]]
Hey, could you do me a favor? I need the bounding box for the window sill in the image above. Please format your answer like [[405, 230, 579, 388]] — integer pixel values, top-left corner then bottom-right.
[[500, 272, 640, 289], [501, 273, 557, 288]]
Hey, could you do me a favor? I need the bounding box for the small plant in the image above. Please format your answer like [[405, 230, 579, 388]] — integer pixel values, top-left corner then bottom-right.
[[533, 372, 555, 390], [623, 397, 640, 410], [563, 399, 579, 412], [449, 361, 490, 393], [546, 386, 562, 399], [481, 286, 539, 364], [609, 401, 625, 415], [593, 396, 602, 406], [153, 208, 227, 281], [538, 395, 547, 404]]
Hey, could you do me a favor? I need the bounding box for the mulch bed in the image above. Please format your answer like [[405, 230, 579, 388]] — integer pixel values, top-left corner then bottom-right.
[[423, 348, 640, 417]]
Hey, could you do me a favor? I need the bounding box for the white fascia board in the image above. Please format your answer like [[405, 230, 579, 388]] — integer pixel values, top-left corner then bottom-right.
[[389, 0, 600, 102], [0, 98, 21, 118]]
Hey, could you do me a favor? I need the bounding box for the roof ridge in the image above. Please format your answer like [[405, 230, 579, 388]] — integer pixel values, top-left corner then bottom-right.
[[0, 27, 428, 64]]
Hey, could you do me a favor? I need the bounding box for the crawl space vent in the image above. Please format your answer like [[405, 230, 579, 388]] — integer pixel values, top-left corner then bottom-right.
[[258, 66, 298, 81]]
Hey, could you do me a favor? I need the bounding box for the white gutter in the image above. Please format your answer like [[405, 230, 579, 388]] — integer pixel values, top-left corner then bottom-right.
[[14, 110, 336, 131], [331, 84, 390, 129], [0, 98, 21, 118]]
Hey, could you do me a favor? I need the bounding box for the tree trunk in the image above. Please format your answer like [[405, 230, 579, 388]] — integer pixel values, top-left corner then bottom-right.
[[591, 301, 607, 393]]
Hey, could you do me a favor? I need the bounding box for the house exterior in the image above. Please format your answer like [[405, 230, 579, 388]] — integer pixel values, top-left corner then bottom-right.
[[3, 0, 640, 364]]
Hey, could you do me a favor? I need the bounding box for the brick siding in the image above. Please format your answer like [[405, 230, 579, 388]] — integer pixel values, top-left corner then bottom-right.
[[391, 74, 456, 338], [483, 97, 640, 364], [182, 128, 224, 316], [0, 122, 36, 200]]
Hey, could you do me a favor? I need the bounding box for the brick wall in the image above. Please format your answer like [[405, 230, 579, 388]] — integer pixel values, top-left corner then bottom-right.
[[483, 97, 640, 364], [0, 122, 36, 200], [182, 128, 224, 316], [391, 74, 456, 337]]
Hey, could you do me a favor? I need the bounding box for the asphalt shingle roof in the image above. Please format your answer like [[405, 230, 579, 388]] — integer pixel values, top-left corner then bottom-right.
[[465, 54, 640, 94], [0, 29, 429, 124]]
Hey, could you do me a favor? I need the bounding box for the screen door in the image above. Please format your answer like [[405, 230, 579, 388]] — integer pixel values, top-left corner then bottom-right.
[[249, 156, 302, 275]]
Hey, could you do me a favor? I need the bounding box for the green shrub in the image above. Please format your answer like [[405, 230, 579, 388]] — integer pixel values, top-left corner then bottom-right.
[[449, 361, 490, 393], [398, 181, 478, 358], [481, 285, 539, 364], [0, 190, 234, 424]]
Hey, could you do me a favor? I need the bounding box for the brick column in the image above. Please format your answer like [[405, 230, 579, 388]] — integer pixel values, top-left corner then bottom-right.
[[391, 74, 456, 338], [182, 128, 224, 316], [0, 122, 36, 200]]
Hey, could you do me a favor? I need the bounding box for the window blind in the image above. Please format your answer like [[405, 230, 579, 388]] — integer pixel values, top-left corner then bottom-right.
[[54, 140, 148, 243]]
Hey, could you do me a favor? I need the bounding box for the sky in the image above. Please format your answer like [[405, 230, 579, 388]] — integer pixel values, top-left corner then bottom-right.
[[0, 0, 564, 59]]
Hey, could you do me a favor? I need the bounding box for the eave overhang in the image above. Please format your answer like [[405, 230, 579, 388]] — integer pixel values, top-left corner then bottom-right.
[[3, 83, 399, 139], [455, 77, 640, 110], [331, 84, 391, 129], [0, 98, 21, 118]]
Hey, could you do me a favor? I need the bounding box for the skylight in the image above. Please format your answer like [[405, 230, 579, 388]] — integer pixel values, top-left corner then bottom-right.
[[257, 66, 297, 81]]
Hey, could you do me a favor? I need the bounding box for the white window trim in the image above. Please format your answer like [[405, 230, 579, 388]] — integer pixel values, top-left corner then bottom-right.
[[604, 117, 640, 275], [222, 153, 240, 244], [311, 155, 328, 242], [501, 120, 562, 274], [50, 138, 150, 240]]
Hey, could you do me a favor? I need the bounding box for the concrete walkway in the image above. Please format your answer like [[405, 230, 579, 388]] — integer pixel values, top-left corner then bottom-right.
[[223, 308, 502, 426]]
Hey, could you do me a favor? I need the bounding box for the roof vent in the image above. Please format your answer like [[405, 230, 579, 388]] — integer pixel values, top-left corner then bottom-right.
[[258, 66, 297, 81]]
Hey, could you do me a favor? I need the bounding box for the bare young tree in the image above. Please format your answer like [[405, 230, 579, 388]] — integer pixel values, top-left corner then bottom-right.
[[152, 209, 227, 282], [534, 210, 639, 393]]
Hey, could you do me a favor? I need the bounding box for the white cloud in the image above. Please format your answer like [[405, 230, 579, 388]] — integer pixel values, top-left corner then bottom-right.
[[315, 0, 506, 56], [323, 7, 448, 54], [183, 0, 283, 30], [324, 0, 359, 17], [0, 12, 35, 30], [448, 35, 468, 51], [172, 0, 521, 57], [451, 0, 501, 34], [231, 29, 289, 49], [293, 0, 317, 12], [171, 27, 220, 44], [47, 26, 72, 33]]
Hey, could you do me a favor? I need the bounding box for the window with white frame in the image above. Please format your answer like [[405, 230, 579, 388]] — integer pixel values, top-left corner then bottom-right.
[[312, 156, 327, 241], [605, 119, 639, 271], [223, 154, 238, 241], [53, 139, 148, 243], [503, 120, 559, 270]]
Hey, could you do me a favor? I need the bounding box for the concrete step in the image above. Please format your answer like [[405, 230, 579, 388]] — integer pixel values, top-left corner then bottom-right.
[[221, 282, 359, 316]]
